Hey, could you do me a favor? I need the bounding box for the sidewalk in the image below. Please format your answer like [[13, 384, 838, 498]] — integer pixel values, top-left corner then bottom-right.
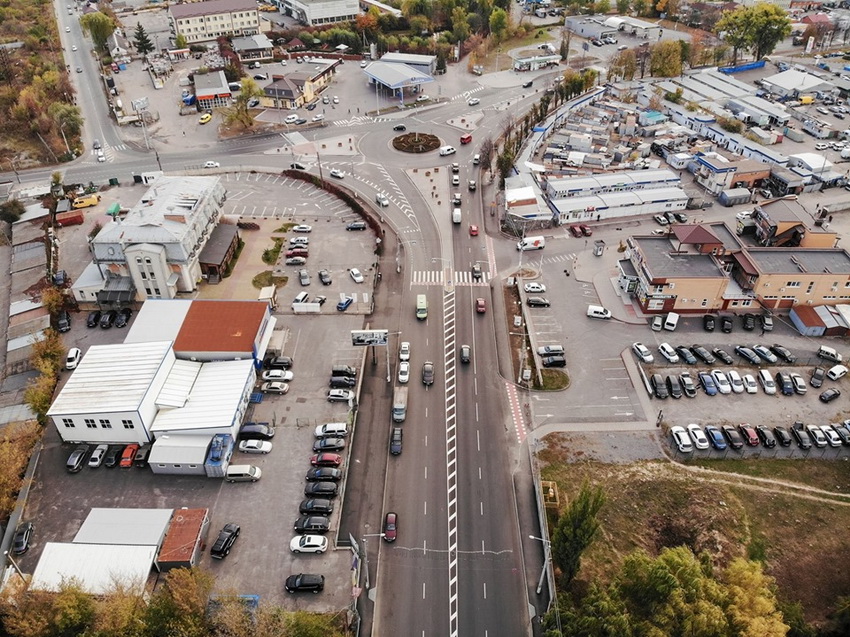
[[571, 240, 647, 325]]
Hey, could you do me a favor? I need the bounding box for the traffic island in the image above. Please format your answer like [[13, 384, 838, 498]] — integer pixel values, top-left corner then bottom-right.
[[391, 132, 440, 153]]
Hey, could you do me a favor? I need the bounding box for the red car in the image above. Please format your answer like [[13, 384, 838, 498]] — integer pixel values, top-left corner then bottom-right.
[[310, 453, 342, 467], [579, 224, 592, 237], [120, 443, 139, 468], [285, 248, 309, 258], [476, 298, 486, 313], [738, 423, 759, 447], [469, 224, 478, 236], [383, 512, 397, 542], [569, 224, 583, 237]]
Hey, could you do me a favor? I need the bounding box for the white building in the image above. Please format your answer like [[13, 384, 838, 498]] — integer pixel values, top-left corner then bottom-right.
[[552, 187, 689, 224], [280, 0, 358, 26], [545, 169, 681, 198], [760, 69, 833, 99], [170, 0, 260, 44]]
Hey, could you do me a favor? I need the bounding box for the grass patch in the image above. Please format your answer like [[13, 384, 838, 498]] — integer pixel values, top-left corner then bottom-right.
[[274, 222, 296, 233], [221, 238, 245, 279], [252, 271, 288, 289], [534, 369, 569, 390], [262, 238, 284, 265], [688, 458, 850, 493]]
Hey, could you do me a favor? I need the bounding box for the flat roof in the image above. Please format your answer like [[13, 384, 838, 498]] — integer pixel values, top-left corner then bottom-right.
[[124, 299, 192, 344], [746, 248, 850, 274], [380, 52, 436, 64], [148, 434, 212, 465], [174, 300, 268, 354], [158, 508, 208, 566], [47, 342, 173, 416], [362, 61, 433, 89], [634, 237, 726, 278], [31, 543, 155, 595], [171, 0, 256, 19], [74, 508, 173, 546]]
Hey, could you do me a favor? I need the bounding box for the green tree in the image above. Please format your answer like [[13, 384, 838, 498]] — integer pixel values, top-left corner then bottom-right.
[[223, 78, 264, 128], [144, 568, 214, 637], [597, 0, 611, 14], [617, 0, 630, 14], [550, 481, 606, 587], [48, 102, 83, 136], [175, 33, 188, 49], [608, 49, 637, 80], [133, 22, 155, 57], [748, 3, 792, 59], [79, 12, 116, 54], [489, 8, 509, 42], [649, 39, 682, 76], [723, 558, 788, 637], [495, 148, 514, 189], [451, 7, 471, 42], [633, 0, 647, 16], [0, 199, 24, 224]]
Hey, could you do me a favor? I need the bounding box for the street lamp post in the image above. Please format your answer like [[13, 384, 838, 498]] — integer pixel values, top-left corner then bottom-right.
[[529, 534, 562, 633], [4, 158, 20, 184], [362, 532, 385, 591]]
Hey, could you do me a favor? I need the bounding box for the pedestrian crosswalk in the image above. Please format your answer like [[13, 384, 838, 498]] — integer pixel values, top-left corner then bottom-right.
[[411, 270, 490, 286], [332, 116, 393, 127], [541, 253, 577, 265]]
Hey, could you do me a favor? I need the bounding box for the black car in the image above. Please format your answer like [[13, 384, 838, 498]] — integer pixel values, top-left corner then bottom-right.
[[299, 498, 334, 516], [12, 522, 34, 554], [522, 80, 533, 88], [265, 356, 293, 370], [526, 297, 551, 307], [346, 221, 367, 231], [57, 309, 72, 332], [290, 162, 306, 170], [773, 426, 793, 447], [734, 346, 760, 365], [86, 310, 102, 328], [721, 425, 744, 450], [720, 316, 733, 333], [304, 481, 338, 497], [811, 366, 826, 388], [293, 516, 330, 534], [390, 426, 403, 455], [305, 467, 342, 482], [542, 355, 566, 368], [103, 445, 124, 468], [53, 270, 68, 286], [742, 313, 756, 331], [820, 388, 841, 403], [666, 375, 683, 399], [675, 346, 697, 365], [294, 118, 307, 125], [691, 345, 715, 364], [833, 422, 850, 445], [712, 348, 734, 365], [650, 374, 668, 399], [285, 573, 324, 593], [319, 269, 332, 285], [775, 372, 794, 395], [792, 423, 812, 450], [771, 344, 797, 364], [306, 103, 317, 111], [393, 124, 407, 131], [703, 314, 716, 331], [755, 425, 776, 449], [114, 307, 132, 328], [240, 423, 275, 440], [329, 376, 356, 388], [210, 523, 240, 559], [313, 438, 345, 452], [99, 310, 117, 328]]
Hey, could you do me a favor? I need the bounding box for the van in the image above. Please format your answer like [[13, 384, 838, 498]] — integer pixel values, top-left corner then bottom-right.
[[827, 364, 848, 381], [663, 312, 680, 331], [818, 345, 843, 363], [293, 291, 309, 304], [392, 386, 408, 422], [315, 422, 348, 438], [416, 294, 428, 320], [757, 369, 776, 395], [331, 365, 357, 378], [517, 236, 545, 251], [460, 133, 472, 145], [134, 445, 150, 468], [225, 465, 262, 482], [285, 114, 298, 124], [473, 153, 480, 165], [452, 207, 462, 223], [587, 305, 611, 319], [535, 8, 547, 17], [439, 145, 456, 156], [72, 194, 101, 209]]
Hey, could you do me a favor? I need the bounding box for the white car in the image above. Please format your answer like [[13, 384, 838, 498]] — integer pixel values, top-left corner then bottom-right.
[[239, 439, 273, 454], [332, 96, 339, 104], [742, 374, 758, 394], [96, 149, 106, 163], [292, 224, 312, 233], [88, 444, 108, 468], [524, 282, 546, 293], [262, 369, 294, 382], [827, 364, 848, 380], [290, 534, 328, 554], [711, 369, 732, 395], [653, 214, 670, 226], [467, 97, 480, 106], [816, 141, 829, 148], [350, 268, 364, 283], [203, 161, 220, 168], [360, 60, 367, 68], [416, 94, 430, 102], [260, 381, 289, 394], [727, 370, 744, 394], [312, 114, 324, 122], [632, 342, 654, 363], [658, 343, 679, 364], [65, 26, 70, 32], [329, 168, 345, 179], [71, 45, 77, 51], [65, 347, 82, 370], [686, 424, 709, 450], [399, 342, 411, 361], [670, 426, 693, 453], [821, 425, 843, 447], [328, 389, 354, 402], [736, 210, 754, 221], [398, 361, 410, 383]]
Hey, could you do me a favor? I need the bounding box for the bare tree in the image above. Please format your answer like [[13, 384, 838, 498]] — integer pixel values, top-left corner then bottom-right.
[[479, 137, 494, 175]]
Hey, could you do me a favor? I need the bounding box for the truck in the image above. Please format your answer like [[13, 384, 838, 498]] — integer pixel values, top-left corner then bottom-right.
[[392, 386, 408, 423], [452, 207, 462, 224], [416, 294, 428, 320], [517, 235, 545, 251], [55, 209, 84, 227]]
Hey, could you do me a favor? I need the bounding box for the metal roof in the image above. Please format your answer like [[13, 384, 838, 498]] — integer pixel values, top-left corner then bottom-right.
[[746, 248, 850, 274], [124, 300, 192, 344], [31, 543, 156, 595], [762, 69, 830, 92], [74, 508, 173, 546], [362, 62, 433, 89], [148, 434, 212, 464], [157, 360, 202, 408], [174, 300, 268, 354], [47, 342, 174, 416], [380, 52, 436, 65]]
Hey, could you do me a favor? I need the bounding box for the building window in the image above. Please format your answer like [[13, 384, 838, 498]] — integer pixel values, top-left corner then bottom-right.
[[824, 295, 836, 300], [85, 418, 96, 429], [100, 419, 112, 429], [786, 281, 800, 288], [701, 299, 708, 307], [741, 299, 751, 306], [806, 282, 814, 294], [654, 285, 664, 293], [62, 418, 74, 428], [122, 419, 134, 429]]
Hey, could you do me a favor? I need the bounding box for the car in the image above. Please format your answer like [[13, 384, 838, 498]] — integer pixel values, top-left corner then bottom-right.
[[65, 25, 70, 32], [742, 374, 758, 394], [680, 372, 697, 398], [71, 45, 77, 51], [398, 361, 410, 383], [285, 573, 324, 593], [792, 424, 813, 450], [537, 345, 565, 356], [820, 424, 843, 447], [469, 224, 479, 236], [393, 124, 406, 131], [460, 344, 471, 364], [711, 369, 732, 394], [691, 345, 715, 364], [399, 342, 411, 361], [828, 364, 849, 380], [248, 98, 261, 107], [651, 316, 663, 331], [292, 224, 312, 233], [298, 268, 311, 286], [264, 356, 293, 370], [322, 96, 330, 104], [329, 376, 355, 389], [752, 345, 778, 364], [103, 445, 123, 468], [467, 97, 480, 106], [452, 175, 460, 186], [311, 453, 342, 467], [770, 344, 797, 364], [722, 425, 744, 450], [422, 361, 434, 385], [329, 168, 345, 179], [290, 534, 328, 554], [75, 66, 82, 73], [471, 263, 482, 280], [260, 380, 289, 395], [86, 310, 101, 328], [773, 426, 792, 447], [476, 298, 487, 313], [670, 426, 693, 452], [239, 439, 272, 454], [285, 256, 307, 266], [120, 444, 139, 468], [569, 224, 583, 238], [99, 310, 117, 328], [65, 347, 82, 370], [294, 118, 307, 125], [203, 160, 220, 169], [346, 221, 367, 231], [686, 424, 709, 450], [738, 423, 759, 446], [734, 346, 760, 365], [718, 316, 732, 333], [12, 522, 34, 555], [415, 94, 430, 102], [262, 369, 294, 382], [820, 387, 841, 403], [87, 444, 108, 468], [705, 425, 727, 450], [252, 73, 268, 80], [650, 374, 668, 399], [336, 296, 353, 312], [654, 214, 670, 226], [632, 342, 654, 363], [312, 114, 325, 122], [703, 315, 716, 331], [326, 387, 354, 403], [811, 366, 826, 388], [350, 268, 364, 283], [300, 498, 334, 515], [289, 237, 309, 246], [524, 282, 547, 293], [617, 44, 628, 51], [790, 373, 807, 395], [294, 516, 331, 534], [240, 422, 275, 440], [698, 371, 717, 396], [807, 424, 828, 448], [114, 307, 132, 328], [760, 314, 774, 332], [210, 523, 240, 559], [579, 224, 592, 237], [199, 113, 212, 124], [833, 422, 850, 445], [375, 193, 389, 207], [286, 248, 309, 258], [522, 80, 533, 88], [525, 297, 549, 308], [542, 355, 567, 368], [727, 370, 744, 394], [389, 426, 403, 455], [304, 481, 339, 497], [712, 348, 734, 365], [383, 512, 398, 542], [675, 346, 697, 365], [742, 313, 756, 330], [658, 343, 679, 363], [775, 372, 794, 395]]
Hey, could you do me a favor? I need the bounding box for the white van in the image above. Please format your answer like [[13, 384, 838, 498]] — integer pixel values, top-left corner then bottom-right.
[[517, 236, 545, 251], [439, 145, 456, 156], [452, 207, 462, 223], [473, 153, 480, 165], [285, 114, 298, 124], [663, 312, 680, 331], [587, 305, 611, 319], [314, 422, 348, 438], [225, 465, 262, 482], [827, 364, 848, 381], [757, 369, 776, 395], [817, 345, 843, 363]]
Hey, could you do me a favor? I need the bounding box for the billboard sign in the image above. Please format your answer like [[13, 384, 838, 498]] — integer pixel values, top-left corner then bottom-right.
[[351, 330, 388, 346]]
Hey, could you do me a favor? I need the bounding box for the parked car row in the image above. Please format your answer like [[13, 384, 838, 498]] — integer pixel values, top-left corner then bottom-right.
[[66, 443, 150, 472], [86, 308, 133, 329], [648, 367, 842, 400], [670, 420, 850, 453]]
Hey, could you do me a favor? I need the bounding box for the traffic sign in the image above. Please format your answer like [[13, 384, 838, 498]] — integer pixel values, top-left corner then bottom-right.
[[351, 330, 388, 346]]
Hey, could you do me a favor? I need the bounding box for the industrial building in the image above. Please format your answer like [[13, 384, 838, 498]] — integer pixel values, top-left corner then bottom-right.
[[169, 0, 260, 44]]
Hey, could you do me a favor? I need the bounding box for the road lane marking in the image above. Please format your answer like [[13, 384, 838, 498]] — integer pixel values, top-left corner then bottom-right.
[[442, 289, 460, 637]]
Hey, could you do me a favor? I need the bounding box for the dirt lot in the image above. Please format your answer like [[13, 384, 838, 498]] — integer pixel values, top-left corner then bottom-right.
[[539, 436, 850, 626]]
